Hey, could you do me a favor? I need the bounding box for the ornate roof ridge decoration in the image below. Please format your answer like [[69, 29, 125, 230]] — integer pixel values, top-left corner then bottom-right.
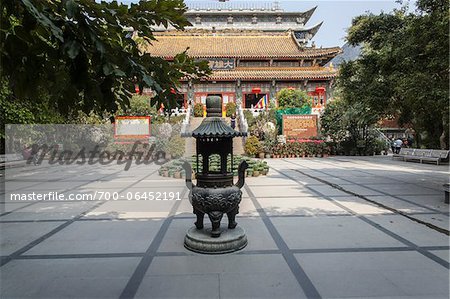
[[231, 66, 331, 71], [185, 6, 317, 19], [155, 30, 291, 36], [191, 117, 246, 137], [154, 31, 292, 37], [293, 22, 323, 44]]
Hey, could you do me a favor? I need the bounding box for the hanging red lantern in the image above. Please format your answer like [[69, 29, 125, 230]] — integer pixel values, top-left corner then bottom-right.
[[135, 85, 140, 93], [251, 87, 261, 94], [170, 87, 176, 94], [315, 86, 326, 94]]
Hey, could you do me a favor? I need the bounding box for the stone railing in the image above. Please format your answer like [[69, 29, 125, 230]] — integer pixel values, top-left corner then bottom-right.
[[181, 105, 191, 135], [170, 107, 188, 116], [237, 104, 248, 134]]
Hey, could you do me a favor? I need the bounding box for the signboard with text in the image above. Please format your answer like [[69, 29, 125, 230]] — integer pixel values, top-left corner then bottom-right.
[[282, 114, 318, 139], [114, 116, 151, 139], [201, 58, 235, 70]]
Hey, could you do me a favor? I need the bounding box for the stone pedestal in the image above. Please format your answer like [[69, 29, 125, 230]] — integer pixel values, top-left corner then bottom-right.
[[184, 226, 247, 254]]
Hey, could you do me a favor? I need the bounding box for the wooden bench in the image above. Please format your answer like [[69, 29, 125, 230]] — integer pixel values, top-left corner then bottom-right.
[[393, 148, 449, 165], [444, 183, 450, 204]]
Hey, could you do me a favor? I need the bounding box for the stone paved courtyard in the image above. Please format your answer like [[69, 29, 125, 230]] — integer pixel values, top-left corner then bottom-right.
[[1, 156, 449, 298]]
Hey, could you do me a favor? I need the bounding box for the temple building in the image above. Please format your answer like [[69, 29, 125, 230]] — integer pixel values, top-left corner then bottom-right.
[[144, 2, 341, 112]]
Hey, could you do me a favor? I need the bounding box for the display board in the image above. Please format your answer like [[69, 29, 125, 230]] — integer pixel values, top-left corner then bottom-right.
[[114, 116, 151, 139], [282, 114, 318, 139]]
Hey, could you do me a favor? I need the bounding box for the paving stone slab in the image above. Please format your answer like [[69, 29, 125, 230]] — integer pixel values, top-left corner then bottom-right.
[[366, 214, 450, 246], [245, 176, 298, 186], [364, 195, 442, 214], [365, 183, 441, 196], [1, 201, 98, 221], [429, 250, 450, 263], [305, 185, 352, 197], [395, 195, 449, 212], [329, 196, 395, 215], [1, 258, 140, 298], [0, 221, 65, 255], [331, 184, 384, 196], [271, 216, 405, 250], [83, 200, 176, 219], [249, 185, 316, 198], [24, 220, 163, 255], [135, 274, 220, 299], [219, 272, 306, 298], [147, 254, 291, 276], [258, 196, 349, 217], [295, 251, 449, 298], [0, 202, 35, 213]]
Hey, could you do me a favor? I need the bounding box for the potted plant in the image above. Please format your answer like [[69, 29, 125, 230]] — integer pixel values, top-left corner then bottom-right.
[[244, 136, 262, 158], [263, 138, 275, 159]]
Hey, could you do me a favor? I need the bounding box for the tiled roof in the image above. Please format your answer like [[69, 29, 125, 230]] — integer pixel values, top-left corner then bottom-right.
[[197, 67, 338, 81], [144, 34, 340, 59]]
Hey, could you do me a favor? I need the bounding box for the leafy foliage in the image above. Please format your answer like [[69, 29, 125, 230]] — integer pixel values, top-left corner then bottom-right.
[[225, 102, 236, 117], [320, 99, 348, 143], [116, 95, 156, 117], [193, 103, 204, 117], [321, 97, 380, 155], [339, 0, 449, 148], [1, 0, 210, 117], [167, 135, 185, 158], [244, 135, 262, 157], [0, 79, 65, 139], [276, 88, 312, 109]]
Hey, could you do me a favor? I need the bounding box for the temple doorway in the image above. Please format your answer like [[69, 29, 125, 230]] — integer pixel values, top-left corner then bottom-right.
[[244, 93, 269, 109]]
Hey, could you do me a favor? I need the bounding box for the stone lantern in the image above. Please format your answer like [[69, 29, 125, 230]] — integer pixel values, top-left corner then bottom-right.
[[182, 96, 248, 254]]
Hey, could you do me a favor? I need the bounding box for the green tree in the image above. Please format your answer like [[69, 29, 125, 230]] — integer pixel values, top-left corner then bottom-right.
[[276, 88, 312, 109], [339, 0, 449, 148], [321, 98, 380, 154], [320, 98, 348, 143], [1, 0, 210, 117]]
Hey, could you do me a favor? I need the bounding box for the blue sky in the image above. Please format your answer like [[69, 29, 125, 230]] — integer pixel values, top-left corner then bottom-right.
[[279, 1, 403, 47], [185, 0, 405, 47], [119, 0, 409, 47]]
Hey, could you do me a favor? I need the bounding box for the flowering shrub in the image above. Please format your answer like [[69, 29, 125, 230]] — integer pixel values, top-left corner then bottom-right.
[[271, 140, 330, 157]]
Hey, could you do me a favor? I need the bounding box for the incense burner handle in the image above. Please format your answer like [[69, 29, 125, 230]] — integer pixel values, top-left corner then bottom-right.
[[234, 160, 248, 189], [183, 161, 194, 190]]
